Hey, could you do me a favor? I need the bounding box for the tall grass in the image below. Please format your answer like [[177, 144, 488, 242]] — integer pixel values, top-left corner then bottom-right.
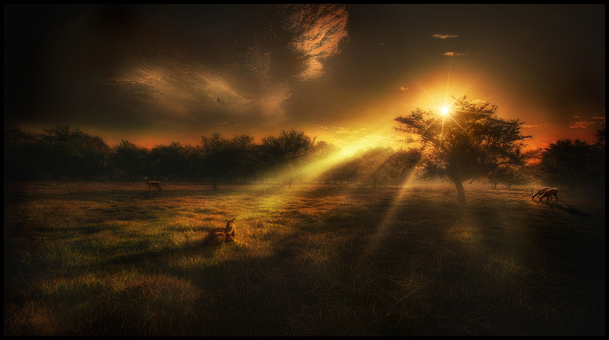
[[4, 181, 605, 335]]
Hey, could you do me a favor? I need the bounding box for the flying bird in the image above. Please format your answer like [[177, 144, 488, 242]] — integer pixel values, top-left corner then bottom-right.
[[217, 97, 221, 102]]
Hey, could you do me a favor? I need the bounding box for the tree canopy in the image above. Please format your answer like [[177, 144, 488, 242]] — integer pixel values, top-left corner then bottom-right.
[[395, 95, 532, 203]]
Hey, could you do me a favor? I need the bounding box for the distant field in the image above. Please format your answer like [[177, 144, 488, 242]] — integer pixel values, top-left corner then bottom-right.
[[4, 181, 605, 335]]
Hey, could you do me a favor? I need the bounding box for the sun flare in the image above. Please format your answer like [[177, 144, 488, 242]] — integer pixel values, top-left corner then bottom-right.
[[440, 106, 450, 116]]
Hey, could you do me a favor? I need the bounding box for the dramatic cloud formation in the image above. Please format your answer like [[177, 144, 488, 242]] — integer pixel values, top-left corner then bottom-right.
[[279, 4, 349, 81]]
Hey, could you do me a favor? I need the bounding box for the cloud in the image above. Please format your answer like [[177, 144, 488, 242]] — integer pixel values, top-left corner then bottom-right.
[[279, 4, 349, 81], [522, 123, 551, 129], [443, 51, 469, 57], [399, 86, 409, 91], [335, 127, 360, 134], [569, 121, 594, 129], [433, 33, 458, 39], [569, 115, 606, 129], [316, 125, 329, 129]]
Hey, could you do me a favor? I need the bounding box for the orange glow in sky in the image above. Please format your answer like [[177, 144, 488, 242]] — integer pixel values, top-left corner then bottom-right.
[[4, 5, 604, 153]]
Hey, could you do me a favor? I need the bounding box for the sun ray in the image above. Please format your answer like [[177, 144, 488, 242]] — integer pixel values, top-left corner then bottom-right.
[[444, 57, 453, 103], [363, 154, 423, 256]]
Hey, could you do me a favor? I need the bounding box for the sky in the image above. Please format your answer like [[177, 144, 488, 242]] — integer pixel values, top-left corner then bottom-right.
[[4, 4, 605, 152]]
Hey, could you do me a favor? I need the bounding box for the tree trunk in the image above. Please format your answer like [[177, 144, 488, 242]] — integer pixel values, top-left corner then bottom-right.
[[453, 179, 467, 204]]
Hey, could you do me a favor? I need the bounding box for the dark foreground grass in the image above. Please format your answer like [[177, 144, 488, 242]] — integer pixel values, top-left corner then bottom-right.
[[4, 181, 605, 335]]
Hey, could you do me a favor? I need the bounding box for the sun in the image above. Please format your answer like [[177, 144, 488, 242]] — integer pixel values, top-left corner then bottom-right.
[[440, 106, 451, 116]]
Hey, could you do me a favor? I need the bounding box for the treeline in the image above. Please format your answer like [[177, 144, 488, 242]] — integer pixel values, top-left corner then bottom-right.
[[3, 125, 420, 186], [4, 125, 605, 191], [524, 130, 605, 192]]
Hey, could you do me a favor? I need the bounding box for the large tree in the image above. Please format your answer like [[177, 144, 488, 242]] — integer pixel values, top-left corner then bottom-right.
[[395, 96, 532, 204]]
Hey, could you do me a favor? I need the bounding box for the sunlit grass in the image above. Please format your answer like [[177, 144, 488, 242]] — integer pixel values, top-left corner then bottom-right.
[[4, 181, 605, 335]]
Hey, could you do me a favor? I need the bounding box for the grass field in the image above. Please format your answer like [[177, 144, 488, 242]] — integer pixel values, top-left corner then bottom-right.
[[4, 180, 605, 335]]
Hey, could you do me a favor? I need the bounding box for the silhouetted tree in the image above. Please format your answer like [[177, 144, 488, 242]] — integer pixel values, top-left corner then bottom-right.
[[4, 125, 45, 180], [317, 147, 421, 187], [319, 158, 360, 185], [383, 148, 423, 184], [108, 139, 150, 180], [395, 95, 532, 204], [357, 146, 395, 188], [537, 139, 604, 192], [39, 126, 110, 180], [200, 133, 256, 183], [149, 142, 189, 181], [260, 129, 314, 187], [487, 164, 529, 189]]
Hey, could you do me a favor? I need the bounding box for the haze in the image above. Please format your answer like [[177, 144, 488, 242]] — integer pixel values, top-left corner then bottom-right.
[[4, 4, 605, 151]]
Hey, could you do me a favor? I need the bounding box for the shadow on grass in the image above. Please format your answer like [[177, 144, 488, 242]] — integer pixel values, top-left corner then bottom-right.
[[546, 203, 590, 217], [4, 184, 606, 336]]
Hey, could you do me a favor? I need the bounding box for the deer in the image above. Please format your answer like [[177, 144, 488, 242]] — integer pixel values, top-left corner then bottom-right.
[[202, 218, 236, 246], [538, 188, 558, 203], [145, 177, 162, 191], [530, 187, 550, 201]]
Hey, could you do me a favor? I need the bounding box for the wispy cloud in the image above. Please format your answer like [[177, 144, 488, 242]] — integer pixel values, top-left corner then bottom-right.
[[280, 4, 349, 81], [399, 86, 409, 91], [569, 121, 594, 129], [433, 33, 458, 39], [522, 123, 551, 129], [443, 51, 469, 57], [335, 127, 360, 134], [568, 114, 605, 129]]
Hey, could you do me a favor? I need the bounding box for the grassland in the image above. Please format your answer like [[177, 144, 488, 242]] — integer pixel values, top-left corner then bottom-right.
[[4, 180, 605, 335]]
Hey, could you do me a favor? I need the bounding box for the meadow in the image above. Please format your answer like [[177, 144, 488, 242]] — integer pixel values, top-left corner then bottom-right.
[[4, 180, 605, 335]]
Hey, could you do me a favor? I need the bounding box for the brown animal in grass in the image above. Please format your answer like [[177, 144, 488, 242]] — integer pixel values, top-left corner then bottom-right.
[[145, 177, 162, 191], [202, 218, 236, 246], [530, 187, 550, 201], [538, 188, 558, 203]]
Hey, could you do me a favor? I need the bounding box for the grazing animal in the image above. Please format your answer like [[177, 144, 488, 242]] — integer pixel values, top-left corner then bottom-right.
[[538, 188, 558, 203], [145, 177, 162, 191], [203, 219, 236, 246], [531, 187, 550, 201]]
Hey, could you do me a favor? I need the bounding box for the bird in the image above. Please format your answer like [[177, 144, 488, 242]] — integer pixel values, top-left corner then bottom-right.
[[217, 97, 221, 102]]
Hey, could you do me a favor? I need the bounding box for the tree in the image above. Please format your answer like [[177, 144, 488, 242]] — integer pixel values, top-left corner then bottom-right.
[[486, 163, 530, 189], [200, 133, 256, 183], [149, 142, 193, 181], [39, 126, 110, 180], [260, 129, 314, 187], [4, 125, 45, 180], [316, 147, 421, 187], [394, 95, 532, 204], [537, 138, 604, 192], [108, 140, 150, 180]]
